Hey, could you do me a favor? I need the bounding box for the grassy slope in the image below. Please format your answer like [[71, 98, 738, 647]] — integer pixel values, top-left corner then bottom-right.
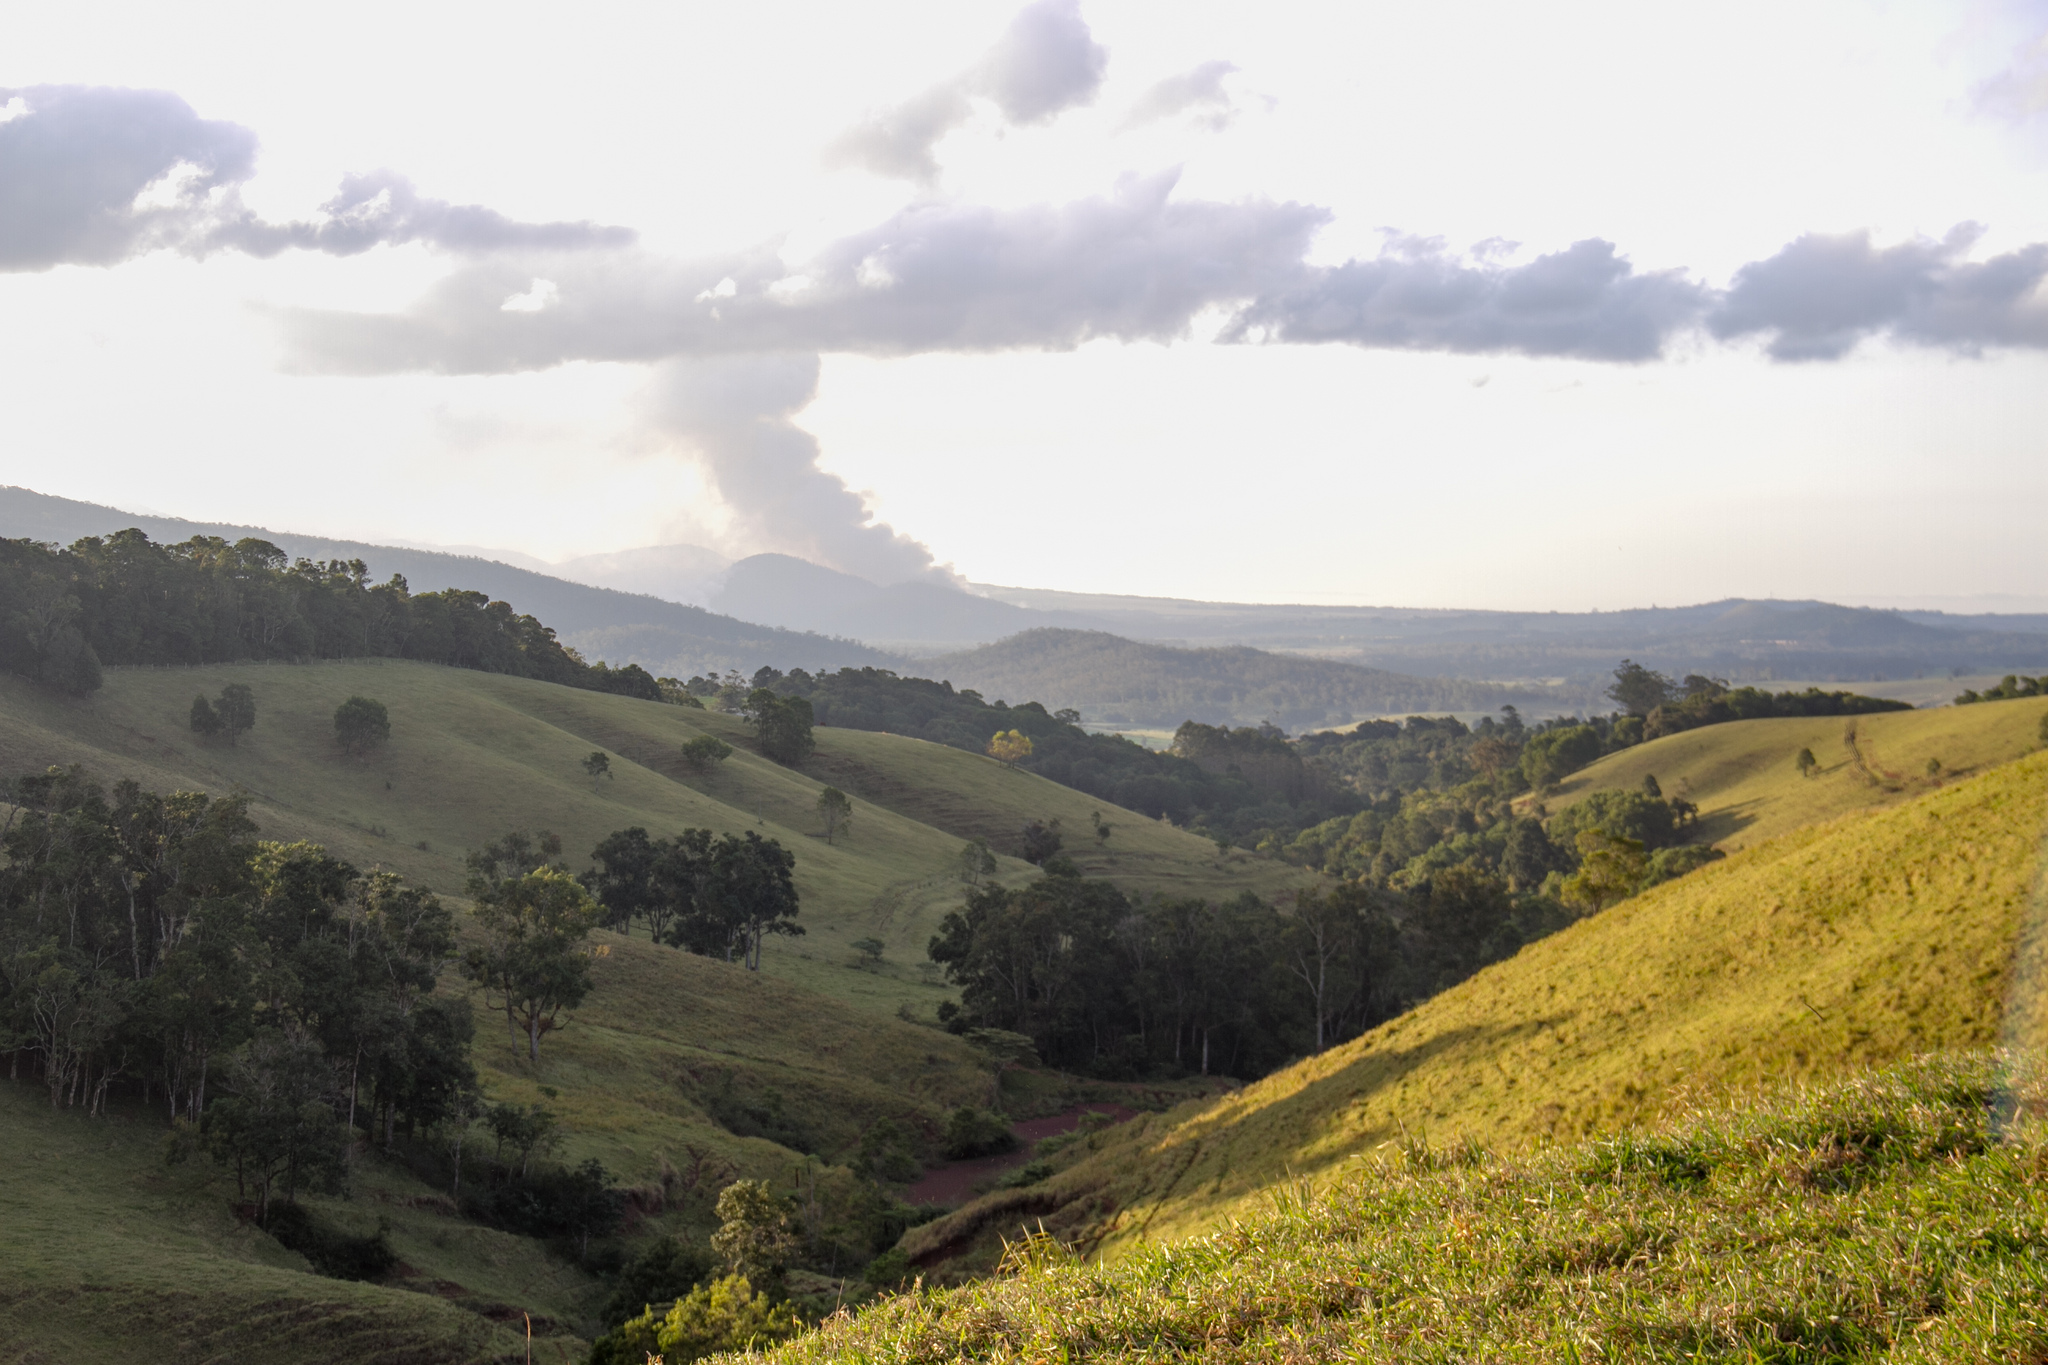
[[0, 1084, 545, 1365], [0, 661, 1295, 1008], [775, 1057, 2048, 1364], [1537, 694, 2047, 853], [0, 661, 1293, 1352], [906, 747, 2048, 1264]]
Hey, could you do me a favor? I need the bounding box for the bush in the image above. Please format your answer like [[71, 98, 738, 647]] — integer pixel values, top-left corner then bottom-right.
[[942, 1106, 1017, 1159], [863, 1247, 911, 1288], [333, 695, 391, 756], [592, 1274, 803, 1365], [601, 1235, 717, 1329], [262, 1203, 397, 1281]]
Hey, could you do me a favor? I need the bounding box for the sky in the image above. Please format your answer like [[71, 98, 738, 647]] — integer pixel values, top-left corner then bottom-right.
[[2, 0, 2046, 611]]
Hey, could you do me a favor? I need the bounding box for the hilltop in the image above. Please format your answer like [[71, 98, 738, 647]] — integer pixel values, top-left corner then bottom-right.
[[904, 743, 2048, 1266], [1539, 693, 2048, 852]]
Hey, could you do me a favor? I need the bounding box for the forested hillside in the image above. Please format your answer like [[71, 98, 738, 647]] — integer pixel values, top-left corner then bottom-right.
[[0, 529, 673, 699]]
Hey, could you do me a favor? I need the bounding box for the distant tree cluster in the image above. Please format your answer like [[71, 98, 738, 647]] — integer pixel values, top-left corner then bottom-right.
[[585, 827, 803, 970], [687, 666, 1363, 850], [1954, 674, 2046, 705], [0, 767, 472, 1219], [927, 861, 1561, 1080], [0, 530, 665, 700], [1608, 660, 1910, 738]]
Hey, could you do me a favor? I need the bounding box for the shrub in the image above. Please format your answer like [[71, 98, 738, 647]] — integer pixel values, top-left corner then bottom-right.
[[333, 695, 390, 756], [943, 1106, 1017, 1159], [262, 1203, 397, 1281]]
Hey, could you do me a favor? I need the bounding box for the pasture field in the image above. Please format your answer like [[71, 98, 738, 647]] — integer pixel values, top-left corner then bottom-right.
[[778, 1056, 2048, 1364], [1538, 693, 2048, 852], [908, 747, 2048, 1264]]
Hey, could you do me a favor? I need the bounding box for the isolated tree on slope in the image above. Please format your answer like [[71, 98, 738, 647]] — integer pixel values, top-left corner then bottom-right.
[[582, 750, 612, 793], [816, 786, 852, 844], [334, 696, 390, 757]]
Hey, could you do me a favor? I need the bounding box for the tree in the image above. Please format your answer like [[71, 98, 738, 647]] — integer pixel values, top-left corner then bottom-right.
[[987, 730, 1033, 766], [815, 786, 852, 844], [1282, 885, 1385, 1053], [957, 838, 997, 885], [665, 831, 801, 970], [1607, 660, 1674, 718], [461, 865, 605, 1062], [216, 683, 256, 745], [582, 750, 612, 792], [1559, 829, 1649, 914], [745, 689, 814, 766], [1795, 747, 1819, 778], [1090, 810, 1114, 846], [333, 696, 390, 757], [680, 734, 733, 773], [1518, 724, 1603, 791], [201, 1031, 348, 1221], [189, 694, 224, 739], [710, 1178, 798, 1285], [1019, 818, 1063, 865], [602, 1274, 802, 1365], [1640, 773, 1662, 799], [586, 827, 660, 935], [484, 1100, 561, 1178]]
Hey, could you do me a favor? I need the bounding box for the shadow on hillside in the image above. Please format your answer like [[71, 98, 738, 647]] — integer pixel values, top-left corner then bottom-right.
[[1160, 1015, 1574, 1189], [1691, 800, 1760, 846]]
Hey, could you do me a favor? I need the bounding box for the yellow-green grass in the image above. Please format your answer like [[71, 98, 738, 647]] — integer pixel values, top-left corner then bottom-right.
[[0, 660, 1298, 1018], [0, 1082, 561, 1364], [1540, 693, 2048, 852], [770, 1056, 2048, 1365], [908, 748, 2048, 1263]]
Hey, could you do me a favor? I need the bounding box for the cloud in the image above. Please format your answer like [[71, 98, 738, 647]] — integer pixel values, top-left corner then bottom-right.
[[1121, 60, 1243, 131], [278, 171, 1330, 372], [1975, 26, 2048, 121], [1708, 227, 2048, 360], [0, 84, 257, 270], [0, 84, 632, 272], [1219, 236, 1711, 362], [646, 352, 947, 585], [826, 0, 1108, 182]]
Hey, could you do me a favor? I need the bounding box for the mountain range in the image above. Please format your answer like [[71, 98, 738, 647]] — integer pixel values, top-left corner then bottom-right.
[[7, 484, 2048, 729]]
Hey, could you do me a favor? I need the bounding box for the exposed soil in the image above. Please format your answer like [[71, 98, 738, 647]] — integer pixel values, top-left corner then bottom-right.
[[904, 1103, 1136, 1207]]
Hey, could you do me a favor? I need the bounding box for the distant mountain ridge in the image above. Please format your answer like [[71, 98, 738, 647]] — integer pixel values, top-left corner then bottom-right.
[[921, 628, 1570, 730]]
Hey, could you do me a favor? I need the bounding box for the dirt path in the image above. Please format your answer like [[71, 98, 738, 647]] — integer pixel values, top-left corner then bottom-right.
[[904, 1103, 1137, 1207]]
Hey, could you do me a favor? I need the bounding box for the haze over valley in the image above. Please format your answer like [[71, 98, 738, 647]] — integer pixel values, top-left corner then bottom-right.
[[3, 2, 2047, 1360]]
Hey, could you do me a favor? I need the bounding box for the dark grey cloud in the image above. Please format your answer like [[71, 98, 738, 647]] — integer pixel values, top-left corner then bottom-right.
[[278, 172, 1329, 372], [1708, 227, 2048, 360], [648, 354, 947, 586], [1121, 60, 1242, 131], [1221, 236, 1711, 362], [0, 84, 631, 272], [827, 0, 1108, 182]]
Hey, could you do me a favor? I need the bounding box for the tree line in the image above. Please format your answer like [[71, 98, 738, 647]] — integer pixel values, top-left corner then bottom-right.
[[0, 529, 666, 700]]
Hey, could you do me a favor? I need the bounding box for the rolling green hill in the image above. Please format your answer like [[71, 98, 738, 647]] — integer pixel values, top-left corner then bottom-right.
[[904, 744, 2048, 1267], [0, 659, 1300, 1356], [1539, 693, 2048, 852], [774, 1056, 2048, 1364]]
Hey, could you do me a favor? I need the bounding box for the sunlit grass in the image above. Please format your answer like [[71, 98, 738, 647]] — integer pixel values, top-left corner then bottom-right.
[[766, 1054, 2048, 1364]]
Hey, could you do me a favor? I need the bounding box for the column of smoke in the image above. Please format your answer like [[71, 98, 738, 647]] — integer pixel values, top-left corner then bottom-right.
[[644, 352, 955, 586]]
